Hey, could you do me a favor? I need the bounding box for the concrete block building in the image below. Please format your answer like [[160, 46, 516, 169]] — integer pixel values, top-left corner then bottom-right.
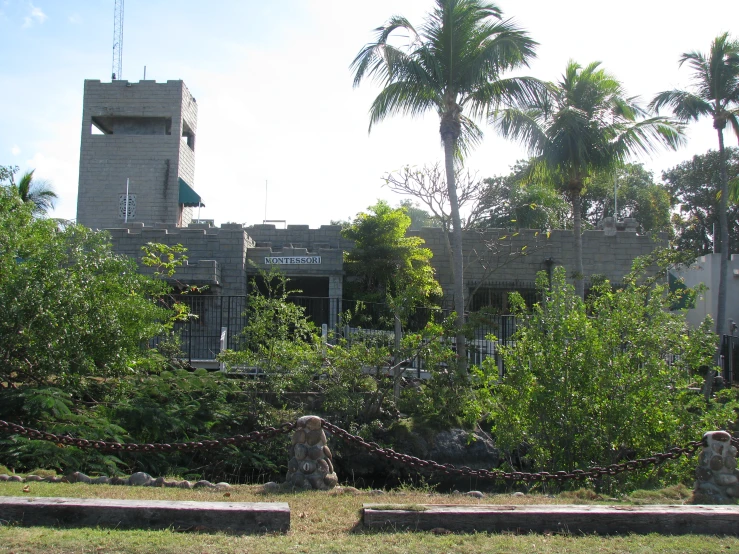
[[76, 79, 665, 360], [77, 79, 201, 230]]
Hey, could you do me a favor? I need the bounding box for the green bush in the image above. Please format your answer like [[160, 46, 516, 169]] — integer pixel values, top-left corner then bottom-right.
[[477, 259, 737, 490]]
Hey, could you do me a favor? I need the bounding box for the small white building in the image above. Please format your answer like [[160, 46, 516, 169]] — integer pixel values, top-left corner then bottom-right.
[[671, 253, 739, 333]]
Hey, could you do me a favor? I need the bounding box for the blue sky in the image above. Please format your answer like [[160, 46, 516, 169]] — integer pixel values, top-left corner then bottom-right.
[[1, 0, 737, 227]]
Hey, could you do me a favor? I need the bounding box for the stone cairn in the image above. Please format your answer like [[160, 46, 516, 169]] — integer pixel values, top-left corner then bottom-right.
[[285, 415, 338, 491], [694, 430, 739, 504]]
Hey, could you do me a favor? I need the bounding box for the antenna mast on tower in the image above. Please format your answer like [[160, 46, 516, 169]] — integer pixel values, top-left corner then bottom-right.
[[112, 0, 124, 80]]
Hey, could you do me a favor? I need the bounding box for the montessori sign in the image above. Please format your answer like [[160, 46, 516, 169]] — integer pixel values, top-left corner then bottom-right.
[[265, 256, 321, 265]]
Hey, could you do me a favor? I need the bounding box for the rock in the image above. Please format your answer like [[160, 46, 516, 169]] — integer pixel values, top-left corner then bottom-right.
[[110, 476, 129, 486], [428, 429, 500, 469], [0, 474, 9, 481], [465, 490, 484, 498], [285, 417, 337, 491], [300, 460, 316, 474], [7, 475, 24, 482], [177, 480, 193, 489], [512, 491, 525, 497], [43, 476, 63, 483], [215, 482, 232, 490], [710, 455, 724, 471], [67, 472, 92, 484], [193, 480, 215, 489], [163, 480, 179, 488], [369, 489, 385, 495], [24, 475, 43, 482], [296, 415, 322, 431], [306, 429, 326, 446], [150, 476, 165, 487], [263, 481, 281, 493], [92, 476, 110, 485], [128, 472, 152, 486], [695, 430, 739, 503], [715, 474, 738, 486]]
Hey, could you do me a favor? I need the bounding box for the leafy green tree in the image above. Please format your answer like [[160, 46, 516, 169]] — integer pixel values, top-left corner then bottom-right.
[[343, 201, 442, 402], [219, 268, 322, 393], [582, 164, 672, 234], [1, 167, 57, 217], [478, 261, 734, 488], [0, 165, 17, 183], [662, 148, 739, 256], [352, 0, 541, 366], [478, 161, 570, 230], [342, 200, 441, 309], [495, 61, 684, 298], [651, 33, 739, 336], [398, 199, 439, 230], [0, 186, 170, 389]]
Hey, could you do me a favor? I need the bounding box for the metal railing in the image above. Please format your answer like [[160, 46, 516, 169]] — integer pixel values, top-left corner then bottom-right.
[[154, 295, 726, 386], [153, 295, 516, 367], [720, 334, 739, 384]]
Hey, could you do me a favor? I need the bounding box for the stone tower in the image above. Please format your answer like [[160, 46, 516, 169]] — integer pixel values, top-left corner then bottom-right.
[[76, 79, 202, 229]]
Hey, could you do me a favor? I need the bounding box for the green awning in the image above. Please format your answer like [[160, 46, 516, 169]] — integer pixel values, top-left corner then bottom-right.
[[178, 178, 204, 207]]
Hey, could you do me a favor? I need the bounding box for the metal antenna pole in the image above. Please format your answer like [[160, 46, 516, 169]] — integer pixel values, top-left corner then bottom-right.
[[112, 0, 124, 80], [124, 178, 130, 223], [614, 172, 618, 220]]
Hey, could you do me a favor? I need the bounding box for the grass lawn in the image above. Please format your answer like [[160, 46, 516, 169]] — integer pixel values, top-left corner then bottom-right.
[[1, 481, 738, 553]]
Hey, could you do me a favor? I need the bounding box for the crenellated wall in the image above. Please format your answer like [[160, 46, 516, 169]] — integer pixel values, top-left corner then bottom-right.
[[413, 225, 665, 303], [77, 80, 199, 230], [107, 222, 250, 296]]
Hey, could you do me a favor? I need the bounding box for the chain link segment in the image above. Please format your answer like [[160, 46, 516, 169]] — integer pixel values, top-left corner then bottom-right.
[[0, 418, 730, 483], [0, 419, 295, 453], [320, 420, 707, 484]]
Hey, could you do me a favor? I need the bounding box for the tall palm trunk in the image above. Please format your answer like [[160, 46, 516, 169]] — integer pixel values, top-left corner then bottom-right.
[[442, 133, 468, 370], [572, 192, 585, 299], [715, 126, 730, 337]]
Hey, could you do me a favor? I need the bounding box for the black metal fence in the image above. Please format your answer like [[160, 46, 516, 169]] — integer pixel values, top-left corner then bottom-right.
[[155, 295, 737, 387], [720, 334, 739, 384], [155, 294, 515, 367]]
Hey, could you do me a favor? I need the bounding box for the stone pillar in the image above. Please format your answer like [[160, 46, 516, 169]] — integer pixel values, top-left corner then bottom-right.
[[694, 430, 739, 504], [285, 415, 338, 490]]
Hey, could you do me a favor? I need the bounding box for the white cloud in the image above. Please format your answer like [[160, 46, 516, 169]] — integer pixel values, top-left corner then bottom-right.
[[68, 13, 81, 25], [11, 145, 20, 155], [22, 3, 47, 28]]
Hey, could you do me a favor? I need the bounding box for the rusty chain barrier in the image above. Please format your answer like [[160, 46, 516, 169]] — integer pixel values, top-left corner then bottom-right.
[[321, 420, 730, 484], [1, 417, 736, 483], [0, 419, 295, 453]]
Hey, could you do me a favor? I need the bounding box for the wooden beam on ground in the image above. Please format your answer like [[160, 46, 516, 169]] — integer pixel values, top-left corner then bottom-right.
[[0, 497, 290, 534], [363, 504, 739, 535]]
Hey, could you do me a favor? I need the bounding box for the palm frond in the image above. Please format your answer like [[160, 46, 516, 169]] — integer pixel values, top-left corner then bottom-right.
[[492, 107, 548, 154], [456, 115, 484, 157], [612, 117, 686, 160], [649, 90, 714, 121], [368, 81, 439, 130], [466, 76, 547, 118]]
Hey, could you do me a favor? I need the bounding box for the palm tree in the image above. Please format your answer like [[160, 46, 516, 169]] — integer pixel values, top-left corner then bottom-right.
[[351, 0, 541, 366], [651, 33, 739, 336], [494, 61, 684, 298], [11, 169, 57, 216]]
